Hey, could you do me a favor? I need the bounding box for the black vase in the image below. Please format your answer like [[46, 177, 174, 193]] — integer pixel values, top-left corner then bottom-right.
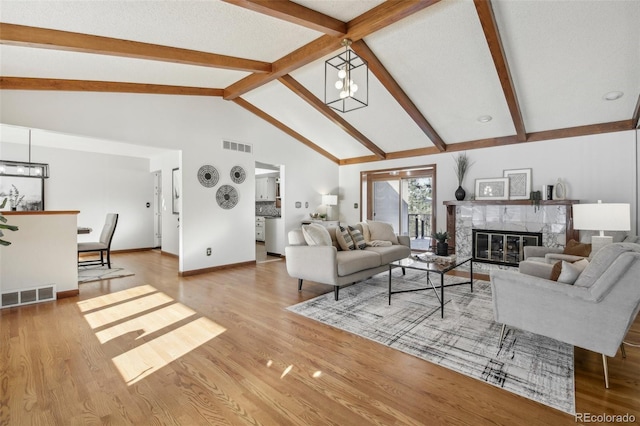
[[436, 242, 448, 256], [455, 185, 465, 201]]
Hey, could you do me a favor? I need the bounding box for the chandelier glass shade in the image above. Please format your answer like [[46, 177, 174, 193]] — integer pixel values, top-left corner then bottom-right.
[[324, 39, 368, 113]]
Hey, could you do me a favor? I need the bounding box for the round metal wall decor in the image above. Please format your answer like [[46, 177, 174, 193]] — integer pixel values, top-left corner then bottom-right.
[[216, 185, 239, 209], [197, 165, 219, 188], [230, 165, 246, 184]]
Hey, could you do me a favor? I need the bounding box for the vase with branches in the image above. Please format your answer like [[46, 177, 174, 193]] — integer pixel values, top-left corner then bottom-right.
[[453, 152, 473, 201], [8, 185, 25, 211]]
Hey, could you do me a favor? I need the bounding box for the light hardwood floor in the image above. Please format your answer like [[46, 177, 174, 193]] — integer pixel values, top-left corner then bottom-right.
[[1, 251, 638, 425]]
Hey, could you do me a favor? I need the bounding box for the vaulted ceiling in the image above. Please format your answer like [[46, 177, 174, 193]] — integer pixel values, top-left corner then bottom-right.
[[1, 0, 639, 165]]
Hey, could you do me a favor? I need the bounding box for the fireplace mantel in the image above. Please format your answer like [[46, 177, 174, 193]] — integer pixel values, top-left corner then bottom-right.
[[444, 199, 581, 259]]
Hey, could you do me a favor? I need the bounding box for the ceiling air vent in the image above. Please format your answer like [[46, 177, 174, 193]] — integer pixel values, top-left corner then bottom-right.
[[223, 140, 252, 154]]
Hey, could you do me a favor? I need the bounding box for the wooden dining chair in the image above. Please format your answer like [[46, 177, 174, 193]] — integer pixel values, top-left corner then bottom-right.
[[78, 213, 119, 269]]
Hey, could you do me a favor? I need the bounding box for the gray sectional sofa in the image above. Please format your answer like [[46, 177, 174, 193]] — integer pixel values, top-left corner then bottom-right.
[[285, 222, 411, 300]]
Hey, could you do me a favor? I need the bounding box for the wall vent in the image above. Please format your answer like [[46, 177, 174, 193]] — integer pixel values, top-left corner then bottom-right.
[[223, 140, 252, 154], [1, 285, 56, 309]]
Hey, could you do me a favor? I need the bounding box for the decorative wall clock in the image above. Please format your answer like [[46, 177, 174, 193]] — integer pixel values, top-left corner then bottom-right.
[[197, 165, 219, 188], [216, 185, 239, 209], [230, 165, 246, 184]]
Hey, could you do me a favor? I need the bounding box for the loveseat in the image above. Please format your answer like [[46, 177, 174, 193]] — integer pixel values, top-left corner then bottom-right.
[[285, 221, 411, 300]]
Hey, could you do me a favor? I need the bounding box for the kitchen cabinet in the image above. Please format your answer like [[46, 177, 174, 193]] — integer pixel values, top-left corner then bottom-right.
[[255, 216, 265, 242], [255, 177, 276, 201], [265, 217, 284, 256]]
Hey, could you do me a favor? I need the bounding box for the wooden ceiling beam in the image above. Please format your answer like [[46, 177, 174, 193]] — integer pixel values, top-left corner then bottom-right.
[[224, 0, 440, 99], [231, 97, 340, 164], [340, 119, 635, 165], [278, 74, 386, 159], [473, 0, 527, 142], [351, 39, 447, 153], [0, 77, 224, 96], [0, 23, 272, 73], [220, 0, 347, 37]]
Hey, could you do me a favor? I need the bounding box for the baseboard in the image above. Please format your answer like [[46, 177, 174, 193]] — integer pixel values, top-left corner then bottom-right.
[[160, 251, 178, 258], [180, 260, 256, 277], [111, 247, 154, 254], [57, 289, 79, 299]]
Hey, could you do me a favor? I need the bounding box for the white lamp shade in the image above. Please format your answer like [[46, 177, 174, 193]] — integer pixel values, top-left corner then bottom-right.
[[322, 195, 338, 206], [573, 202, 630, 231]]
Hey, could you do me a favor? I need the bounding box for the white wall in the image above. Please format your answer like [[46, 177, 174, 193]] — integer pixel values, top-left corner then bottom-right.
[[0, 141, 155, 251], [0, 91, 338, 273], [339, 130, 638, 235]]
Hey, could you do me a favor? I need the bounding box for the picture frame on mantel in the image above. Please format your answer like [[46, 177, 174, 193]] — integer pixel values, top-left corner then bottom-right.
[[503, 168, 532, 200], [475, 177, 510, 200]]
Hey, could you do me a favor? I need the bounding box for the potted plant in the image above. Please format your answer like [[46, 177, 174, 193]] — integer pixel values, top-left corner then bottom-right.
[[453, 152, 473, 201], [0, 198, 19, 246], [432, 230, 449, 256]]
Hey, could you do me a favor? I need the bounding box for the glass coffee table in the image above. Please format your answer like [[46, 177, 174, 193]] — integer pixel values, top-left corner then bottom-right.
[[388, 254, 473, 318]]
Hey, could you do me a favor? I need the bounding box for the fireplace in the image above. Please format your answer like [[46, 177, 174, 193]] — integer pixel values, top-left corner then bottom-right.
[[472, 229, 542, 266]]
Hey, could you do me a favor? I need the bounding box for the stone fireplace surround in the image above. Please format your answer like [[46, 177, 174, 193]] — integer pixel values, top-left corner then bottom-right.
[[444, 200, 579, 272]]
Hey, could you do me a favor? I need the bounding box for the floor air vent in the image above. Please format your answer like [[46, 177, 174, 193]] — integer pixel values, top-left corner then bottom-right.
[[1, 285, 56, 309], [223, 140, 252, 154]]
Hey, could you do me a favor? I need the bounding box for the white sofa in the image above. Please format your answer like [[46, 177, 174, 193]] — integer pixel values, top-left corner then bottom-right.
[[285, 222, 411, 300]]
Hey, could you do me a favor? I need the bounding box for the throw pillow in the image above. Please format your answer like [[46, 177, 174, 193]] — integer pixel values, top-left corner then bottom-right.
[[358, 222, 371, 242], [366, 221, 398, 244], [563, 239, 592, 257], [301, 223, 332, 246], [348, 226, 367, 249], [551, 259, 590, 284], [335, 226, 355, 251]]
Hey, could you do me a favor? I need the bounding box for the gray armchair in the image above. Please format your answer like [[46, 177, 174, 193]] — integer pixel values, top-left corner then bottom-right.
[[490, 243, 640, 388]]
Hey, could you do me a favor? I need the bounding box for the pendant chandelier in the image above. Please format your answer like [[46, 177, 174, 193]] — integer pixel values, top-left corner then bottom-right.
[[324, 39, 368, 113], [0, 129, 50, 178]]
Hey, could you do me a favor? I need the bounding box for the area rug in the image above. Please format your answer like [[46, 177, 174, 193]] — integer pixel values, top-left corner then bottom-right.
[[287, 272, 575, 414], [78, 265, 135, 284]]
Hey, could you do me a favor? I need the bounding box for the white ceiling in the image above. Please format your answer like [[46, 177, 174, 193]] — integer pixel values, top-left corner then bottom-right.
[[0, 0, 638, 162]]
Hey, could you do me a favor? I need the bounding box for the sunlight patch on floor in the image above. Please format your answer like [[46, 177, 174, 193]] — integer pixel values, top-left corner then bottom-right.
[[83, 292, 174, 329], [95, 302, 197, 344], [77, 284, 157, 312], [112, 316, 226, 385], [78, 285, 226, 386]]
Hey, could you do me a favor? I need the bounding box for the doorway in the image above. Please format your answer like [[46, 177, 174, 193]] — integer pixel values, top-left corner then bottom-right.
[[364, 166, 436, 251]]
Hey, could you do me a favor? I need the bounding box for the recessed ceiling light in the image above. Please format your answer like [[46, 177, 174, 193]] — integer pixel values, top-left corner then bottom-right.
[[603, 91, 623, 101], [477, 115, 492, 123]]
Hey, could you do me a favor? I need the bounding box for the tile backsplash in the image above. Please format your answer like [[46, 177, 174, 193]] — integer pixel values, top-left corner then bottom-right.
[[256, 201, 280, 217]]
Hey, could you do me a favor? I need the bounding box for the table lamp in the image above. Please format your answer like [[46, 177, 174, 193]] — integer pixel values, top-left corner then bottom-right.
[[573, 200, 630, 254], [322, 194, 338, 221]]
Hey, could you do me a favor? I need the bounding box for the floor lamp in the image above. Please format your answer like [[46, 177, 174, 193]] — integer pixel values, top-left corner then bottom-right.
[[573, 200, 631, 254]]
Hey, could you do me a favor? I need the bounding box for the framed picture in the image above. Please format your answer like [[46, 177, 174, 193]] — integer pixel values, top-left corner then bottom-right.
[[475, 177, 510, 200], [172, 167, 181, 215], [0, 176, 45, 211], [503, 168, 532, 200]]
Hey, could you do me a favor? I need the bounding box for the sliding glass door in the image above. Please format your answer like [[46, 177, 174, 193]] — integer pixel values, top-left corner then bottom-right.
[[364, 166, 436, 251]]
